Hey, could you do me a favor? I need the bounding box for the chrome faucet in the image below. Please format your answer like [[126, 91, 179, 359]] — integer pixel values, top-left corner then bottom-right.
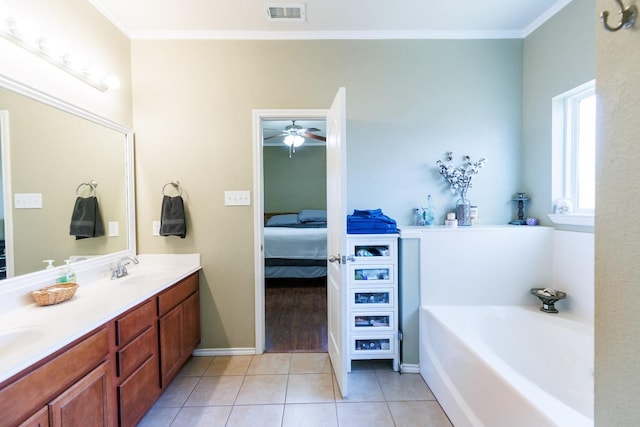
[[111, 256, 139, 280]]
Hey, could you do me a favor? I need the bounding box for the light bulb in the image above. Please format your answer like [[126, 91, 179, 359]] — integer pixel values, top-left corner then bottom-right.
[[65, 52, 88, 72], [104, 75, 120, 90], [40, 38, 67, 61], [14, 19, 40, 46], [87, 65, 106, 82]]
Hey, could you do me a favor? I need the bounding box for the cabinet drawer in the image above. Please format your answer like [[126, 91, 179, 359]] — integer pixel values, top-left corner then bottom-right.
[[116, 299, 155, 346], [352, 334, 396, 356], [158, 273, 198, 317], [351, 312, 394, 332], [118, 354, 160, 427], [350, 265, 394, 284], [350, 288, 394, 308], [348, 238, 397, 262], [116, 326, 157, 379]]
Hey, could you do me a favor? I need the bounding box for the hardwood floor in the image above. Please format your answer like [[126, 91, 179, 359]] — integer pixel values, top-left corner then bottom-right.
[[265, 277, 328, 353]]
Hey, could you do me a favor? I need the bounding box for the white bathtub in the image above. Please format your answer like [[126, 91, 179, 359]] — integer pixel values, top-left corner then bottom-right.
[[419, 305, 593, 427]]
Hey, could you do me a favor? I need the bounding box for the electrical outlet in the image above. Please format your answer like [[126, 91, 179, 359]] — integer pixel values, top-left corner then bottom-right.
[[224, 190, 251, 206], [152, 221, 160, 236]]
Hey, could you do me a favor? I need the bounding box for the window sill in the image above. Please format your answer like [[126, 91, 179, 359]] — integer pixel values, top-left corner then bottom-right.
[[548, 214, 594, 227]]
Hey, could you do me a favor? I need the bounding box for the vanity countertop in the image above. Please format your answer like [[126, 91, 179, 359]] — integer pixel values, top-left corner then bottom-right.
[[0, 253, 201, 384]]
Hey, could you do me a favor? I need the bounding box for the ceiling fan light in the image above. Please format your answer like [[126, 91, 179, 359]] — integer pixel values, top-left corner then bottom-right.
[[284, 134, 304, 147]]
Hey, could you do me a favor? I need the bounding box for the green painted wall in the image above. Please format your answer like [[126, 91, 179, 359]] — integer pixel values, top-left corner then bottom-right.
[[522, 0, 596, 224], [131, 39, 524, 351], [264, 145, 326, 213]]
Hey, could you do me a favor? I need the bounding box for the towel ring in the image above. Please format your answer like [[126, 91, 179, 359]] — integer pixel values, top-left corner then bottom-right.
[[163, 180, 183, 197], [76, 180, 97, 197]]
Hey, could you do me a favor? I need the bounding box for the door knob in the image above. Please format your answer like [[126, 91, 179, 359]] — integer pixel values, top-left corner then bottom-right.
[[328, 255, 340, 263]]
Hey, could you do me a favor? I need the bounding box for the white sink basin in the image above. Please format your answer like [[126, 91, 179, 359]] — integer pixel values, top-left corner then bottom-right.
[[0, 326, 44, 349], [119, 271, 173, 286]]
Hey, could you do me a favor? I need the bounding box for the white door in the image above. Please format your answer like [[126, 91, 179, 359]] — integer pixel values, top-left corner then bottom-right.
[[326, 87, 348, 398]]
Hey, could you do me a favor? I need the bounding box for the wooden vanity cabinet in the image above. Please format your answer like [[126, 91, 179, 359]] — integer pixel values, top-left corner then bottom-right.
[[0, 271, 201, 427], [113, 299, 160, 427], [0, 326, 114, 427], [158, 273, 200, 387]]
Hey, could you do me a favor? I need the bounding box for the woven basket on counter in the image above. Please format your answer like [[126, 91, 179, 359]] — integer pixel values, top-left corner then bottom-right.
[[31, 283, 79, 306]]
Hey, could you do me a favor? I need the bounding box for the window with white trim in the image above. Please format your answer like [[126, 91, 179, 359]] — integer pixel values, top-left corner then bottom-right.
[[552, 80, 596, 220]]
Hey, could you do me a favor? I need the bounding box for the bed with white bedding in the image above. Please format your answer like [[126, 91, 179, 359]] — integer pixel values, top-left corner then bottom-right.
[[264, 210, 327, 279]]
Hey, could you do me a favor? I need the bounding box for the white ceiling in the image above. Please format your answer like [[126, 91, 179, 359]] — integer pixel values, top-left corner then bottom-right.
[[90, 0, 574, 40]]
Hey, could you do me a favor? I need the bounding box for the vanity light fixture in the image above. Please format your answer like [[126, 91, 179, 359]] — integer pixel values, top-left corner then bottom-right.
[[0, 2, 120, 92]]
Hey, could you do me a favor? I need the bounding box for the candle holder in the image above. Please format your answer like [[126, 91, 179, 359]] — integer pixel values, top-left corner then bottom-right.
[[509, 192, 529, 225]]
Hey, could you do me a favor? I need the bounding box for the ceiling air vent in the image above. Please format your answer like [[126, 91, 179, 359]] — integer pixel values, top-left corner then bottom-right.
[[265, 3, 306, 22]]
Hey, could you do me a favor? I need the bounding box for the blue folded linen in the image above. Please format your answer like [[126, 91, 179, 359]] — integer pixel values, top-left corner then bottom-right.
[[347, 209, 397, 234]]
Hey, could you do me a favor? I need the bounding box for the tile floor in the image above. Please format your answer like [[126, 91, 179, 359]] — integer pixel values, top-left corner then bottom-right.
[[139, 353, 453, 427]]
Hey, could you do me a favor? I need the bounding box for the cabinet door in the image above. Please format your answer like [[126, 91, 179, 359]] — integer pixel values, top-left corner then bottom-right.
[[118, 355, 159, 427], [159, 303, 183, 387], [182, 291, 200, 354], [49, 361, 113, 427]]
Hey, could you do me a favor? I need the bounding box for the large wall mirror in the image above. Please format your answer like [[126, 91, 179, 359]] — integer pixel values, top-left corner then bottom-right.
[[0, 77, 135, 280]]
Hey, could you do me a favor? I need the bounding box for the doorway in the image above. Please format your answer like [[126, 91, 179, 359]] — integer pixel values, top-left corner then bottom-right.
[[261, 116, 327, 352], [253, 110, 328, 354]]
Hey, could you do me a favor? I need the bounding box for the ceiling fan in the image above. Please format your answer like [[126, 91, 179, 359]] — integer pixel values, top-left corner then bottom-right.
[[263, 120, 326, 157]]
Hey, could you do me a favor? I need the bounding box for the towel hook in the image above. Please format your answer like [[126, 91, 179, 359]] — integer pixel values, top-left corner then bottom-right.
[[162, 180, 183, 197], [75, 180, 97, 197], [601, 0, 637, 31]]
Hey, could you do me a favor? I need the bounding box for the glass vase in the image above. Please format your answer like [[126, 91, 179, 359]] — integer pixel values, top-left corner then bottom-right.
[[456, 197, 471, 226], [423, 195, 435, 226]]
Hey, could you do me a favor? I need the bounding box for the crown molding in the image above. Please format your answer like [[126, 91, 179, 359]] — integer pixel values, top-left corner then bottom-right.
[[89, 0, 131, 38], [522, 0, 573, 37], [128, 29, 525, 41]]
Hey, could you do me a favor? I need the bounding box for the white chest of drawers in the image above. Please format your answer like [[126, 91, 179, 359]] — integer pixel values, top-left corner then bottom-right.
[[346, 234, 399, 371]]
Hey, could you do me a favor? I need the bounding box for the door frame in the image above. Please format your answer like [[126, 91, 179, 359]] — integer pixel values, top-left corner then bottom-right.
[[252, 108, 328, 354]]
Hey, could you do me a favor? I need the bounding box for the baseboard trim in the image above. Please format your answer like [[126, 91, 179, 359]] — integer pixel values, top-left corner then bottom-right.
[[193, 347, 257, 356], [401, 363, 420, 374]]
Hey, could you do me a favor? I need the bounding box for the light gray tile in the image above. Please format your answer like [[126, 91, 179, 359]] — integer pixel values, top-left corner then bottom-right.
[[336, 402, 395, 427], [286, 373, 335, 403], [290, 353, 332, 374], [178, 356, 214, 377], [235, 374, 288, 404], [137, 406, 179, 427], [247, 353, 291, 375], [336, 372, 385, 402], [283, 403, 338, 427], [226, 404, 284, 427], [204, 355, 253, 376], [184, 375, 244, 406], [155, 376, 200, 407], [376, 372, 435, 401], [170, 406, 232, 427], [387, 401, 453, 427]]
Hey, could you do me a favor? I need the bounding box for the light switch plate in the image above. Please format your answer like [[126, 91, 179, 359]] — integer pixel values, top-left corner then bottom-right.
[[224, 190, 251, 206], [14, 193, 42, 209], [108, 221, 119, 237], [152, 221, 160, 236]]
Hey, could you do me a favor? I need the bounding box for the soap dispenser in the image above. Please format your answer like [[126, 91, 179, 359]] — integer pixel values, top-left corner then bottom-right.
[[58, 259, 77, 283], [43, 259, 55, 269]]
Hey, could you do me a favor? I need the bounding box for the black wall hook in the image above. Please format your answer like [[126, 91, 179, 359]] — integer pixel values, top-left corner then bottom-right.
[[601, 0, 637, 32]]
